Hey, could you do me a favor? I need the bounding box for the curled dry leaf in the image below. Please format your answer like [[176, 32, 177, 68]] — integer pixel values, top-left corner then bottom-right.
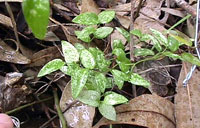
[[0, 13, 13, 28], [81, 0, 100, 14], [60, 82, 95, 128], [175, 62, 200, 128], [93, 94, 175, 128], [0, 40, 30, 64]]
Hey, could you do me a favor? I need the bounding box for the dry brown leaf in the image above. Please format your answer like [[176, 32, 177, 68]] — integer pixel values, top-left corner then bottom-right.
[[81, 0, 100, 14], [0, 13, 13, 28], [60, 82, 95, 128], [28, 45, 62, 67], [111, 3, 131, 12], [161, 8, 185, 17], [175, 62, 200, 128], [93, 94, 175, 128], [116, 15, 130, 29], [0, 0, 22, 2], [134, 0, 166, 34], [111, 30, 126, 49], [0, 40, 30, 64]]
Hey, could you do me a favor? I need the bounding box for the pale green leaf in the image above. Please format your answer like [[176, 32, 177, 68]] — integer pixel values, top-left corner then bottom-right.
[[22, 0, 50, 39], [75, 26, 96, 43], [150, 28, 168, 46], [134, 48, 155, 57], [38, 59, 65, 77], [77, 90, 100, 107], [130, 29, 142, 38], [103, 91, 128, 105], [61, 41, 79, 64], [113, 39, 125, 50], [163, 51, 182, 60], [116, 27, 130, 42], [181, 53, 200, 66], [111, 69, 129, 89], [72, 12, 99, 25], [167, 36, 180, 52], [129, 73, 150, 88], [95, 73, 107, 93], [94, 27, 113, 39], [98, 102, 116, 121], [98, 10, 115, 24], [80, 49, 96, 69]]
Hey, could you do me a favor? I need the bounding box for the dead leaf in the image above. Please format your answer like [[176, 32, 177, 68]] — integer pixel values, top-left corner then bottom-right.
[[111, 30, 127, 49], [175, 62, 200, 128], [44, 31, 60, 42], [60, 82, 95, 128], [161, 8, 185, 17], [81, 0, 100, 14], [28, 45, 62, 67], [0, 40, 30, 64], [0, 0, 22, 2], [93, 94, 175, 128], [111, 3, 131, 12], [116, 15, 130, 29], [0, 13, 13, 28]]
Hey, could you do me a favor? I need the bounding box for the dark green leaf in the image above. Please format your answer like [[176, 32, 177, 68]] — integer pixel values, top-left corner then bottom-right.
[[150, 28, 168, 47], [22, 0, 50, 39], [134, 48, 155, 57], [98, 10, 115, 24], [75, 26, 96, 43], [103, 91, 128, 105], [37, 59, 65, 77], [129, 73, 150, 88], [163, 51, 182, 60], [72, 12, 99, 25], [116, 27, 130, 42], [130, 29, 142, 38], [113, 39, 125, 50], [94, 27, 113, 39], [167, 36, 180, 52], [61, 41, 79, 64], [111, 69, 129, 89], [95, 73, 107, 93], [98, 102, 116, 121], [80, 49, 96, 69], [181, 53, 200, 66], [71, 68, 89, 98], [77, 90, 100, 107], [89, 48, 111, 72]]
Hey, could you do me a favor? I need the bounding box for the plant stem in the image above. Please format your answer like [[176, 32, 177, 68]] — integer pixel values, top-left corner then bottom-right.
[[5, 97, 53, 115], [53, 88, 67, 128]]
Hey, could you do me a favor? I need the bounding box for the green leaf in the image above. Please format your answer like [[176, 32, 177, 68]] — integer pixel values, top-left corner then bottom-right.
[[129, 73, 150, 88], [112, 48, 127, 60], [72, 12, 99, 25], [61, 41, 79, 64], [37, 59, 65, 77], [150, 28, 168, 46], [74, 43, 85, 53], [103, 91, 128, 105], [94, 27, 113, 39], [116, 60, 131, 73], [64, 63, 79, 76], [141, 34, 162, 52], [75, 26, 96, 43], [80, 49, 96, 69], [22, 0, 50, 39], [60, 65, 68, 74], [89, 48, 111, 72], [167, 30, 192, 46], [130, 29, 142, 38], [77, 90, 100, 107], [162, 51, 182, 60], [113, 39, 125, 50], [134, 48, 155, 57], [116, 27, 130, 42], [98, 10, 115, 24], [167, 36, 180, 52], [181, 53, 200, 66], [98, 102, 116, 121], [95, 73, 107, 93], [111, 69, 129, 89], [71, 68, 89, 98]]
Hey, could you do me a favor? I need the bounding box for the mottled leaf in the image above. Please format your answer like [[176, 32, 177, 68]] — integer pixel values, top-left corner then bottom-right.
[[37, 59, 65, 77], [130, 29, 142, 38], [181, 53, 200, 66], [22, 0, 50, 39], [80, 49, 96, 69], [98, 102, 116, 121], [167, 36, 180, 52], [98, 10, 115, 24], [94, 27, 113, 39], [134, 48, 155, 57], [61, 41, 79, 64], [77, 90, 101, 107], [113, 39, 125, 50], [74, 43, 85, 53], [150, 28, 168, 46], [95, 73, 107, 93], [103, 91, 128, 105], [72, 12, 99, 25], [75, 26, 96, 43], [71, 68, 89, 98], [116, 27, 130, 42], [129, 73, 150, 88], [111, 69, 129, 89], [163, 51, 182, 60]]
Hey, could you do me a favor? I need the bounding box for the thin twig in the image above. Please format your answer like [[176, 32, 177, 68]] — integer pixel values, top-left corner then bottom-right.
[[5, 97, 53, 115], [53, 88, 67, 128]]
